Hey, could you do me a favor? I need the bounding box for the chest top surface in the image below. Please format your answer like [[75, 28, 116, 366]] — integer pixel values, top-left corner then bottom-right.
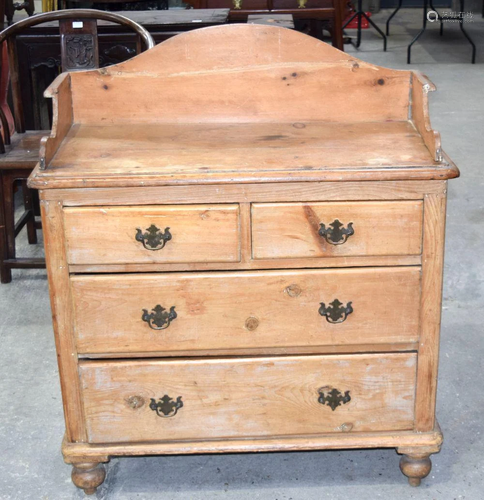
[[28, 24, 458, 190]]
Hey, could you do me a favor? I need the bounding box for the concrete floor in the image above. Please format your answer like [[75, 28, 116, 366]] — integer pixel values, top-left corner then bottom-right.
[[1, 9, 484, 499]]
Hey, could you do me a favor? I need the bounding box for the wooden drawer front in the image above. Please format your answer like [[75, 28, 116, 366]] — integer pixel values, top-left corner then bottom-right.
[[72, 267, 420, 355], [80, 353, 417, 443], [252, 201, 423, 259], [63, 205, 240, 265]]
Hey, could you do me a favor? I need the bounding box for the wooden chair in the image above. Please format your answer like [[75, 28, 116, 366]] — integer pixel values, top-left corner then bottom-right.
[[4, 0, 35, 26], [0, 9, 154, 283]]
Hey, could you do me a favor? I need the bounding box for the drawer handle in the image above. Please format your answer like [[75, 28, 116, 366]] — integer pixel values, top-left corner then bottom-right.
[[319, 299, 353, 324], [318, 388, 351, 411], [149, 395, 183, 418], [318, 219, 354, 245], [142, 305, 177, 330], [135, 224, 172, 251]]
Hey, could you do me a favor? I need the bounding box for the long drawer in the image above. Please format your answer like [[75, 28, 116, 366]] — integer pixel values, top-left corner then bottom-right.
[[63, 204, 240, 265], [71, 267, 420, 355], [252, 201, 423, 259], [80, 353, 417, 443]]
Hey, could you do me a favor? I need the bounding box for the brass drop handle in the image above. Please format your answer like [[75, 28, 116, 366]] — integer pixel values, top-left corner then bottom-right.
[[318, 388, 351, 411], [149, 395, 183, 418], [318, 219, 354, 245], [135, 224, 172, 250], [319, 299, 353, 323], [142, 305, 177, 330]]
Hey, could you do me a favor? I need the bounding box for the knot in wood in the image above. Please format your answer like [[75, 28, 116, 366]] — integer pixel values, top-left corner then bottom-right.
[[245, 317, 259, 331], [126, 395, 145, 409], [285, 284, 302, 297]]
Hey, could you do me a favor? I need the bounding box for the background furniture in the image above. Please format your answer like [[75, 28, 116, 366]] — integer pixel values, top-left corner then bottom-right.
[[386, 0, 476, 63], [343, 0, 386, 49], [28, 24, 458, 494], [248, 12, 295, 27], [62, 0, 169, 12], [186, 0, 344, 50], [4, 0, 35, 25], [15, 9, 229, 130], [0, 9, 154, 283]]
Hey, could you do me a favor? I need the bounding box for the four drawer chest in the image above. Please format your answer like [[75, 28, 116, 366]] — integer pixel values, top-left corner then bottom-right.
[[28, 24, 459, 494]]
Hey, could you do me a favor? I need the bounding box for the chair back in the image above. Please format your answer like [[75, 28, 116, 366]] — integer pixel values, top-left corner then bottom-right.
[[0, 9, 155, 150]]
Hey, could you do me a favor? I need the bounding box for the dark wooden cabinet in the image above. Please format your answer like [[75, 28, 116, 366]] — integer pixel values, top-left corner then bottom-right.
[[185, 0, 345, 50]]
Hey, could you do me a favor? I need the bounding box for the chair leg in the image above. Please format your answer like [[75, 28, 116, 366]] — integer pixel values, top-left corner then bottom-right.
[[32, 189, 40, 217], [331, 0, 344, 50], [5, 0, 14, 25], [21, 180, 37, 244], [25, 0, 35, 16], [2, 171, 15, 263], [0, 171, 12, 283]]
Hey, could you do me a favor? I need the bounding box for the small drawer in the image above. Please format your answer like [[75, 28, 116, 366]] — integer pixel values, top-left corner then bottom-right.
[[71, 267, 420, 356], [63, 204, 240, 265], [79, 353, 417, 443], [251, 201, 423, 259]]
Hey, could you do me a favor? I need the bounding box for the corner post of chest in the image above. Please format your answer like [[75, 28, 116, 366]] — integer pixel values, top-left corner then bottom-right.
[[414, 182, 448, 432], [40, 195, 87, 444]]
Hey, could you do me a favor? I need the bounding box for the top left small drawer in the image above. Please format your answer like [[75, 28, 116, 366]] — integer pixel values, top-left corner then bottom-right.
[[63, 205, 240, 265]]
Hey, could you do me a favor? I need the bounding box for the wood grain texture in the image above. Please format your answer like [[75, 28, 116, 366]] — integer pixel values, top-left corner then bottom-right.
[[67, 255, 421, 275], [415, 189, 447, 431], [26, 25, 460, 188], [28, 122, 458, 189], [252, 201, 423, 259], [38, 180, 447, 205], [411, 72, 441, 163], [39, 73, 73, 170], [62, 425, 443, 461], [68, 25, 411, 125], [71, 267, 421, 355], [78, 342, 420, 359], [40, 200, 86, 442], [79, 353, 417, 443], [63, 204, 240, 265], [0, 131, 46, 169]]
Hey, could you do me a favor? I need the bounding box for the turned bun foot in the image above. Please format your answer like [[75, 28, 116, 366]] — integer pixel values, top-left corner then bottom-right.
[[72, 462, 106, 495], [399, 454, 432, 487]]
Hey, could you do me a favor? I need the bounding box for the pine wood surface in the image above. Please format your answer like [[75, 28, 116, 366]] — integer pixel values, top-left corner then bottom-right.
[[25, 23, 458, 489], [29, 122, 457, 189], [79, 353, 417, 443], [27, 25, 459, 190], [63, 204, 240, 265], [415, 190, 447, 431], [252, 200, 423, 259], [71, 267, 421, 355], [39, 180, 447, 204], [62, 424, 442, 461], [41, 200, 86, 442]]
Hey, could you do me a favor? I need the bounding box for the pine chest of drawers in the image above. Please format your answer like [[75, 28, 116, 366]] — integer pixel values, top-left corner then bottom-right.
[[28, 24, 459, 495]]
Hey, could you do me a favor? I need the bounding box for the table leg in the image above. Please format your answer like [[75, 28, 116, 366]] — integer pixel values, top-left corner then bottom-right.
[[428, 0, 443, 35], [386, 0, 403, 36], [459, 0, 476, 63], [407, 0, 428, 64], [342, 0, 386, 50]]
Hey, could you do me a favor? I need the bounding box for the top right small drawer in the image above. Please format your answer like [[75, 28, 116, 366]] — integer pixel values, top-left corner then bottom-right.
[[251, 201, 423, 259]]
